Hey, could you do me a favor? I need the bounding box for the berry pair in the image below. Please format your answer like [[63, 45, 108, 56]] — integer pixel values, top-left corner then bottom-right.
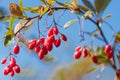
[[73, 46, 90, 59], [104, 44, 113, 59]]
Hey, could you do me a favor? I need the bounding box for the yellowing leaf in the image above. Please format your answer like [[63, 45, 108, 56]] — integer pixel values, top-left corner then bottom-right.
[[39, 6, 49, 17], [19, 0, 23, 12], [87, 67, 98, 73], [9, 2, 23, 16], [24, 7, 39, 13], [83, 10, 92, 18], [64, 19, 78, 29], [48, 0, 54, 5], [74, 0, 78, 4], [115, 32, 120, 42]]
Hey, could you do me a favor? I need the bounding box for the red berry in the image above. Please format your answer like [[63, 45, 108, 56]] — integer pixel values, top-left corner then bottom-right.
[[13, 65, 20, 73], [92, 56, 98, 63], [82, 48, 88, 58], [34, 46, 40, 53], [44, 42, 53, 52], [47, 35, 55, 43], [10, 57, 16, 67], [75, 46, 81, 52], [9, 69, 14, 77], [1, 58, 7, 64], [28, 41, 36, 50], [53, 26, 58, 35], [107, 50, 113, 59], [13, 45, 20, 54], [54, 37, 61, 47], [38, 49, 45, 59], [47, 28, 53, 37], [116, 71, 120, 78], [36, 38, 45, 46], [28, 39, 36, 44], [73, 51, 81, 59], [104, 44, 111, 53], [61, 34, 67, 41], [3, 66, 12, 75]]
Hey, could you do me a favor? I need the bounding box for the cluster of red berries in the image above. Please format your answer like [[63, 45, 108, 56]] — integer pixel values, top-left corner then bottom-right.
[[73, 46, 90, 59], [1, 44, 20, 77], [28, 26, 67, 59], [73, 46, 98, 63], [1, 57, 20, 77], [104, 44, 113, 59]]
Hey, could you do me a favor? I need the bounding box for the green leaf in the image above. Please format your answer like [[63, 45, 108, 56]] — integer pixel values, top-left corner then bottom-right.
[[64, 19, 78, 29], [9, 16, 15, 30], [0, 15, 27, 22], [95, 0, 111, 15], [78, 4, 89, 12], [24, 7, 39, 13], [83, 10, 92, 18], [3, 29, 14, 46], [82, 0, 95, 12], [96, 55, 108, 63], [115, 32, 120, 42]]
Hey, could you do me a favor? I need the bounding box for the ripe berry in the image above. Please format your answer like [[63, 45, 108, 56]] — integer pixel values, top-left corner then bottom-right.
[[44, 42, 53, 52], [10, 57, 16, 67], [82, 48, 88, 58], [3, 66, 11, 75], [54, 37, 61, 47], [34, 46, 40, 53], [9, 69, 14, 77], [104, 44, 111, 53], [107, 50, 113, 59], [13, 65, 20, 73], [73, 51, 81, 59], [36, 38, 45, 46], [47, 28, 53, 37], [28, 40, 36, 50], [53, 26, 58, 35], [13, 45, 20, 54], [28, 39, 36, 44], [116, 71, 120, 78], [61, 34, 67, 41], [92, 56, 98, 63], [3, 66, 12, 75], [1, 58, 7, 64], [75, 46, 81, 52], [47, 35, 55, 43], [38, 49, 45, 59]]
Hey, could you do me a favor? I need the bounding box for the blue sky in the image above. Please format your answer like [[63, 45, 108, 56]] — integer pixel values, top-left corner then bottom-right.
[[0, 0, 120, 80]]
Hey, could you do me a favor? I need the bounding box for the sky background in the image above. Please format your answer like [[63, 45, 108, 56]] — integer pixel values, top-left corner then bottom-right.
[[0, 0, 120, 80]]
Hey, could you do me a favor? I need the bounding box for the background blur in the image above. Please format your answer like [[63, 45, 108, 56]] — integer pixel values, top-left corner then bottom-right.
[[0, 0, 120, 80]]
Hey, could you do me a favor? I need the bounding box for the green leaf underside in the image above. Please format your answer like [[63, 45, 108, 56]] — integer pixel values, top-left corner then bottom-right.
[[64, 19, 78, 29], [95, 0, 111, 15]]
